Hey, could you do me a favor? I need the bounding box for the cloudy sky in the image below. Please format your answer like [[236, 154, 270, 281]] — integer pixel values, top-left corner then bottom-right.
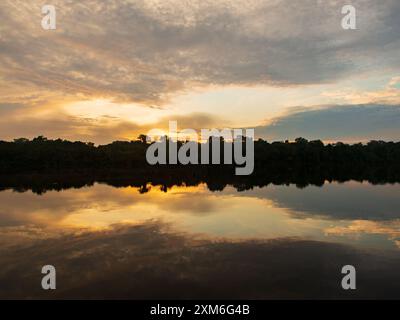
[[0, 0, 399, 143]]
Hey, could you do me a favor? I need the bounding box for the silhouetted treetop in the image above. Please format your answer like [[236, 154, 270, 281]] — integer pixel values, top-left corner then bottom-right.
[[0, 136, 399, 173]]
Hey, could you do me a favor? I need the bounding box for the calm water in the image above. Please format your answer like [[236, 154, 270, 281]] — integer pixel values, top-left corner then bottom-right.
[[1, 181, 400, 299]]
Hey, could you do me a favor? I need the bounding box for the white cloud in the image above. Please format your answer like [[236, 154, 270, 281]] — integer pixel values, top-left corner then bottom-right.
[[0, 0, 399, 106]]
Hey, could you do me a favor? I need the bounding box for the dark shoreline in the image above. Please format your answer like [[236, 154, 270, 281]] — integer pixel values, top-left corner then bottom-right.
[[1, 163, 399, 195]]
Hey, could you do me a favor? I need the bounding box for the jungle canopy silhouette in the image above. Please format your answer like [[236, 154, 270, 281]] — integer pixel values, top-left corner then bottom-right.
[[0, 135, 399, 194]]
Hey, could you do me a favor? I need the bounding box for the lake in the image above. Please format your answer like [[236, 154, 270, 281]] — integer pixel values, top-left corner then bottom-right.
[[1, 179, 400, 299]]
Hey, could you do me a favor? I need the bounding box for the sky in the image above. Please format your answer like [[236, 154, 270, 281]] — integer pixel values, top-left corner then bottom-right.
[[0, 0, 399, 144]]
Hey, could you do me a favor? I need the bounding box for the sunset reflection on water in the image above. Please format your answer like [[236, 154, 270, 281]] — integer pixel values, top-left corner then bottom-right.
[[1, 181, 400, 299]]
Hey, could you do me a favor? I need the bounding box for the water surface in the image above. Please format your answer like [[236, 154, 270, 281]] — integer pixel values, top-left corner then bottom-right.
[[1, 180, 400, 299]]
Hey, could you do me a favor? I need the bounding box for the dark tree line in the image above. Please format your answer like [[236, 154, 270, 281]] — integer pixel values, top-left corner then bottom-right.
[[0, 136, 399, 193], [1, 135, 399, 172]]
